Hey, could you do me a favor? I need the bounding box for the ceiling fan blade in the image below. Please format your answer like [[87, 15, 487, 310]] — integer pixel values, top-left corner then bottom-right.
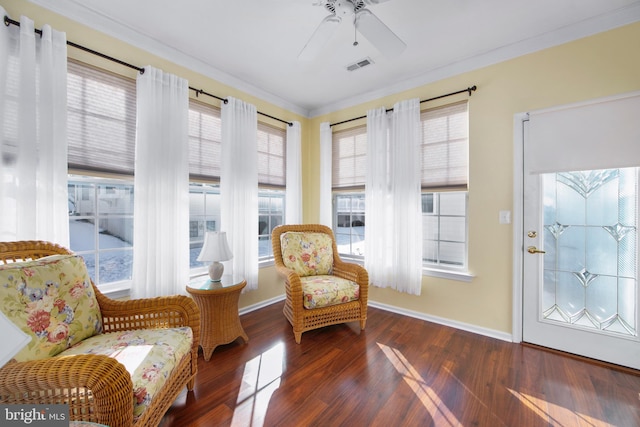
[[355, 9, 406, 58], [362, 0, 393, 5], [298, 15, 341, 61]]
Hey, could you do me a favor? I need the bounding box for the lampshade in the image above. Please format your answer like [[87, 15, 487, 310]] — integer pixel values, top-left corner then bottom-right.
[[197, 231, 233, 262], [197, 232, 233, 281], [0, 310, 31, 368]]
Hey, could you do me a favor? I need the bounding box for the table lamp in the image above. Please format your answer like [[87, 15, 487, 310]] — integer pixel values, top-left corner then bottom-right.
[[197, 231, 233, 282], [0, 310, 31, 368]]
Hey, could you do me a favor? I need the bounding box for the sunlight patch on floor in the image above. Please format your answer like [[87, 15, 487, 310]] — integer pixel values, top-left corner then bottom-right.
[[231, 342, 284, 427], [378, 343, 461, 426], [508, 389, 616, 427]]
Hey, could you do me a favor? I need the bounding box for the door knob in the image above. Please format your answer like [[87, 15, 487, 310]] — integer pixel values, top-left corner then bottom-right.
[[527, 246, 546, 254]]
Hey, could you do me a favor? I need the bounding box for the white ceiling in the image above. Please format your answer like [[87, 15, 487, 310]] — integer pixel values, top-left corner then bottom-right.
[[28, 0, 640, 117]]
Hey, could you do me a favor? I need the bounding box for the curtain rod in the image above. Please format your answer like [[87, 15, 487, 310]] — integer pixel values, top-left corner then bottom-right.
[[4, 15, 294, 127], [329, 85, 477, 127]]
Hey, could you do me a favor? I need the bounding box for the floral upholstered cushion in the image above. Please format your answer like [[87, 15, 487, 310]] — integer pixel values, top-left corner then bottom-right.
[[300, 275, 359, 309], [0, 254, 103, 362], [60, 326, 193, 422], [280, 232, 334, 276]]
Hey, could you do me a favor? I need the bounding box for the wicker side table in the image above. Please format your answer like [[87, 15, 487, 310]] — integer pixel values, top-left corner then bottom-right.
[[186, 275, 249, 361]]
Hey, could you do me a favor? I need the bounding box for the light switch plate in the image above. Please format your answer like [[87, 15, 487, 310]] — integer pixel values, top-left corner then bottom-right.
[[499, 210, 511, 224]]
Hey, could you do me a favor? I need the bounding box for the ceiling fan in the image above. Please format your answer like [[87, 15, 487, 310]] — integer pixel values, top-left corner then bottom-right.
[[299, 0, 406, 61]]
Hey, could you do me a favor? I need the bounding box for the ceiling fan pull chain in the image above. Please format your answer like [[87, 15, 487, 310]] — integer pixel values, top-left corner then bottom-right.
[[353, 14, 359, 46]]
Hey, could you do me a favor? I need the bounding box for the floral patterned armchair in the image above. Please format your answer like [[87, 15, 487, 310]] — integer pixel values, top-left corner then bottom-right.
[[271, 224, 369, 343], [0, 241, 200, 427]]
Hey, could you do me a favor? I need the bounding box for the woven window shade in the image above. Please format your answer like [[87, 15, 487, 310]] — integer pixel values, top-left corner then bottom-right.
[[332, 125, 367, 190], [257, 122, 286, 187], [189, 99, 221, 182], [420, 101, 468, 191], [67, 60, 137, 175]]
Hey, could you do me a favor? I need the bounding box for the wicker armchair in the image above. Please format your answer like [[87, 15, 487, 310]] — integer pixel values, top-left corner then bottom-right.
[[0, 241, 200, 427], [271, 224, 368, 343]]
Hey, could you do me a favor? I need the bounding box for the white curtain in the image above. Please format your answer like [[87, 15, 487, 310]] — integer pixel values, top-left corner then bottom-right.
[[221, 97, 259, 290], [365, 108, 393, 285], [285, 121, 302, 224], [132, 66, 190, 298], [0, 12, 69, 245], [365, 99, 423, 295], [319, 122, 332, 226]]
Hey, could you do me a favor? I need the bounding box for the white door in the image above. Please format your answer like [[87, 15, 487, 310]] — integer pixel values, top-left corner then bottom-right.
[[522, 92, 640, 370]]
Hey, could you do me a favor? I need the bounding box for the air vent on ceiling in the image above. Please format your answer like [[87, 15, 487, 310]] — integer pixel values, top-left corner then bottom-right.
[[346, 57, 374, 72]]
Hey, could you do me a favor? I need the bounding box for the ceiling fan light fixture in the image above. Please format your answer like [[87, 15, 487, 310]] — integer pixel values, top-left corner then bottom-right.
[[299, 0, 405, 61]]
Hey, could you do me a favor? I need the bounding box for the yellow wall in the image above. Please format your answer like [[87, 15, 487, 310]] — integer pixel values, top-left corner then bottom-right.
[[306, 22, 640, 334], [4, 0, 640, 335]]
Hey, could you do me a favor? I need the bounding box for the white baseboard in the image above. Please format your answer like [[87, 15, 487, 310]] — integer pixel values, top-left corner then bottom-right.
[[369, 301, 514, 343], [239, 295, 285, 316], [239, 295, 513, 343]]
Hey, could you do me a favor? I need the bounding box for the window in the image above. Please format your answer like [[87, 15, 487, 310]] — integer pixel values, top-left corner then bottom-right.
[[68, 177, 134, 285], [420, 101, 469, 270], [332, 125, 367, 258], [257, 122, 287, 259], [334, 192, 365, 257], [189, 183, 220, 268], [259, 191, 284, 259], [331, 101, 469, 272], [187, 100, 286, 265], [188, 100, 222, 267], [67, 60, 136, 287], [422, 192, 467, 267], [67, 62, 287, 285]]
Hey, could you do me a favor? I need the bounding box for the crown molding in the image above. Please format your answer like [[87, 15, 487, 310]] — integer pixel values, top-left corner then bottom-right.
[[26, 0, 640, 119]]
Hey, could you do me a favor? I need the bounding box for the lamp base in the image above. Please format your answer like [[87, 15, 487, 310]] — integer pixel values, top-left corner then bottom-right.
[[208, 261, 224, 282]]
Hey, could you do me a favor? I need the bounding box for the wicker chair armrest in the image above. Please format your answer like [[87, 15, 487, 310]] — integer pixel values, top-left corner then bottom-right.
[[96, 291, 200, 339], [274, 264, 303, 289], [274, 263, 305, 314], [333, 260, 369, 286], [333, 260, 369, 306], [0, 355, 133, 427]]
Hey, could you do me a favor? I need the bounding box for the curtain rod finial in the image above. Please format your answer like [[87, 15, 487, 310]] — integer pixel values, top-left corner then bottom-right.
[[468, 85, 477, 95]]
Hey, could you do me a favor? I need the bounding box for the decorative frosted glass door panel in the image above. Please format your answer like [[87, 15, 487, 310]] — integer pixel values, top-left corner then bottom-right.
[[524, 166, 640, 369], [541, 168, 637, 335], [523, 93, 640, 369]]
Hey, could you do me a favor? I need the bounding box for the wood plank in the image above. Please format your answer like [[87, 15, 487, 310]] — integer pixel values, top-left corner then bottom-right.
[[160, 303, 640, 427]]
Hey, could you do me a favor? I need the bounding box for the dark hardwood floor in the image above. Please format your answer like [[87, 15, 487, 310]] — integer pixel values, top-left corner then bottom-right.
[[160, 303, 640, 427]]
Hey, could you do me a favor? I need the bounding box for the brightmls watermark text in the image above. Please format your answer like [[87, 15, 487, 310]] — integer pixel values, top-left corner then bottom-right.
[[1, 404, 67, 426]]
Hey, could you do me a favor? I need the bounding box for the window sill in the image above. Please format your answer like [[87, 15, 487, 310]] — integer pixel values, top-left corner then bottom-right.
[[338, 255, 473, 282], [422, 267, 474, 282], [259, 258, 275, 268], [97, 280, 131, 300]]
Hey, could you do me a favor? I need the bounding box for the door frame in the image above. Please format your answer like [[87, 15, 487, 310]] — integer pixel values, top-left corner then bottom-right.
[[512, 113, 528, 344]]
